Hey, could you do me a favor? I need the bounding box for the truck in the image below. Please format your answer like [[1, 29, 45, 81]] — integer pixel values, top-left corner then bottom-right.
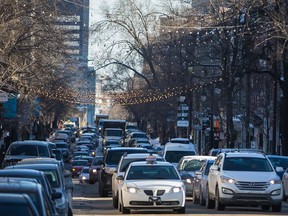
[[101, 119, 126, 146], [95, 113, 109, 130]]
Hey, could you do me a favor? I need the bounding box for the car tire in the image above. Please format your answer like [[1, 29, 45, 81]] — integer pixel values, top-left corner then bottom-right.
[[112, 194, 118, 209], [175, 206, 185, 214], [98, 181, 108, 197], [206, 185, 215, 209], [118, 197, 122, 212], [215, 187, 225, 211], [121, 205, 130, 214], [199, 187, 206, 206], [193, 187, 199, 204], [271, 204, 282, 212], [261, 205, 270, 211], [68, 206, 73, 216]]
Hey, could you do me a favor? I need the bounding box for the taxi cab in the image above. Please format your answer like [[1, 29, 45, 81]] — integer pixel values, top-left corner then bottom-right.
[[117, 156, 186, 214]]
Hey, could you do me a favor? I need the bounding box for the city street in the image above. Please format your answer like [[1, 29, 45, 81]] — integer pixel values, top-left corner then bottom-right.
[[72, 179, 288, 215]]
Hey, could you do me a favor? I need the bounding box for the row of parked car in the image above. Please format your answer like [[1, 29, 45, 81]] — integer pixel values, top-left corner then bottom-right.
[[0, 139, 74, 216]]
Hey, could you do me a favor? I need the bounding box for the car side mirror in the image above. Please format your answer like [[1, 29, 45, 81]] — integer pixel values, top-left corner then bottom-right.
[[51, 191, 62, 200], [275, 166, 284, 172], [210, 165, 219, 171], [195, 170, 203, 179], [116, 175, 124, 181]]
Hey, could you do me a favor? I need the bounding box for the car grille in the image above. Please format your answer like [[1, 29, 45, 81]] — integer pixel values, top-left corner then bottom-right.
[[144, 190, 166, 196], [235, 181, 269, 191], [129, 201, 180, 206]]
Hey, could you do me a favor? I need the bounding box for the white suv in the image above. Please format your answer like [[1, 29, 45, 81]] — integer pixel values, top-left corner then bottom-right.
[[207, 152, 283, 212]]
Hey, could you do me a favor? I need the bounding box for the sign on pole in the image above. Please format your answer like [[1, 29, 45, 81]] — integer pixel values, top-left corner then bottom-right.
[[0, 92, 8, 102]]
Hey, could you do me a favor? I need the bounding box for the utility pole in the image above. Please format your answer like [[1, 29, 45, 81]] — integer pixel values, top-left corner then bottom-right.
[[209, 85, 214, 150]]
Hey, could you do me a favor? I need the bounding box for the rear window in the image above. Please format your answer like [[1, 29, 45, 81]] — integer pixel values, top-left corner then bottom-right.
[[105, 149, 148, 165], [165, 151, 195, 163]]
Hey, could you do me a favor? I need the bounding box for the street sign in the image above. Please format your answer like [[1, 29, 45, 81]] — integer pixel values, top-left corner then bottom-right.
[[0, 92, 8, 102], [177, 120, 189, 127]]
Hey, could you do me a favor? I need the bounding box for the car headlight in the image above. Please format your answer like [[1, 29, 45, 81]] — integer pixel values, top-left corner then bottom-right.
[[124, 186, 139, 193], [92, 169, 97, 173], [72, 168, 76, 172], [184, 178, 192, 184], [220, 175, 236, 184], [269, 178, 282, 185], [81, 176, 87, 180], [170, 186, 183, 193]]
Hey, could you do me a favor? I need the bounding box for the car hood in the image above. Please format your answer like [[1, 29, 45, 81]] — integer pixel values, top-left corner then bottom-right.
[[223, 171, 279, 181], [126, 180, 184, 189]]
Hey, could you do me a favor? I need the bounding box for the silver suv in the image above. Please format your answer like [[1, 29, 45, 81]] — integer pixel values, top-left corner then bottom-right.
[[207, 152, 283, 212]]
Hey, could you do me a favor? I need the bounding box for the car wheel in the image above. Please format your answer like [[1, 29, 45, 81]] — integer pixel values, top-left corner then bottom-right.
[[68, 206, 73, 216], [175, 206, 185, 214], [199, 186, 206, 206], [193, 187, 199, 204], [112, 193, 118, 209], [261, 205, 270, 211], [118, 197, 122, 212], [205, 185, 215, 209], [271, 204, 282, 212], [121, 205, 130, 214], [215, 187, 225, 211]]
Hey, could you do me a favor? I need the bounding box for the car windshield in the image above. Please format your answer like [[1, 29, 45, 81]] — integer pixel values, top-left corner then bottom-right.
[[92, 157, 103, 165], [106, 141, 120, 145], [223, 157, 274, 172], [72, 160, 88, 166], [268, 156, 288, 169], [56, 144, 68, 148], [119, 158, 164, 172], [165, 151, 195, 163], [82, 168, 90, 173], [106, 130, 122, 136], [105, 149, 148, 165], [182, 160, 206, 171], [8, 145, 49, 157], [132, 133, 147, 138], [171, 140, 189, 144], [126, 165, 179, 180]]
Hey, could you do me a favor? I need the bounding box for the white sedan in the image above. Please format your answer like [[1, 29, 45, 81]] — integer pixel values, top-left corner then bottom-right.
[[117, 160, 186, 214]]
